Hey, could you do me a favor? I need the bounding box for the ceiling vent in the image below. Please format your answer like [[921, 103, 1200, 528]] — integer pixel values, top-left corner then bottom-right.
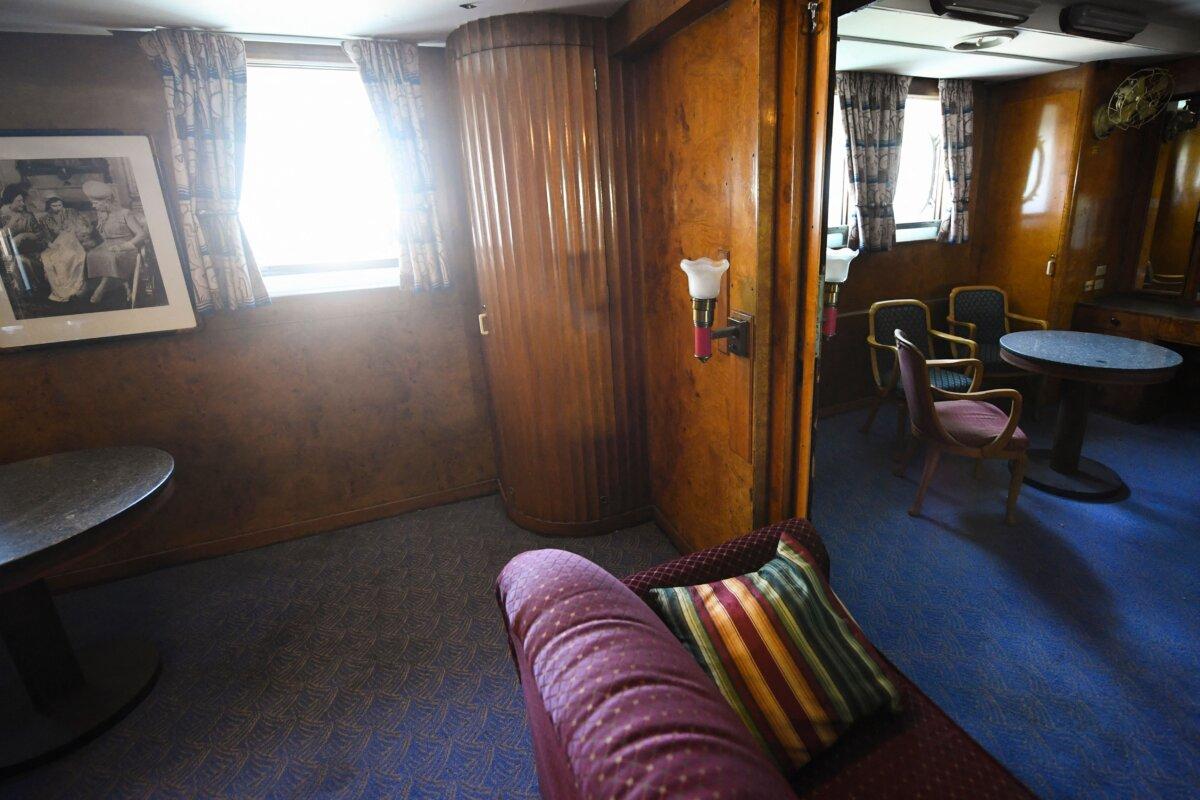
[[1060, 4, 1148, 42], [952, 29, 1021, 51], [930, 0, 1040, 26]]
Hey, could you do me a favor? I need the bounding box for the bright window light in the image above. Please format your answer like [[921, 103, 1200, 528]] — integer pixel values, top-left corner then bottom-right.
[[241, 64, 401, 295], [827, 94, 947, 247], [893, 96, 945, 227]]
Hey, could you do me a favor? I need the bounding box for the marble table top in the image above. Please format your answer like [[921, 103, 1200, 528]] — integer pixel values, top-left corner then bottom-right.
[[0, 447, 173, 573], [1000, 330, 1182, 376]]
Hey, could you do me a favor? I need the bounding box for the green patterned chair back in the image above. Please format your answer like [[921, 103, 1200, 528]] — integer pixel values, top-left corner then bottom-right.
[[951, 288, 1007, 347], [872, 302, 932, 356]]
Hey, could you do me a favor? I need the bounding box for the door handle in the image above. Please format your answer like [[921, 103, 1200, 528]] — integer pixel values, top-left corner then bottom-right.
[[478, 312, 490, 336], [1045, 254, 1057, 277]]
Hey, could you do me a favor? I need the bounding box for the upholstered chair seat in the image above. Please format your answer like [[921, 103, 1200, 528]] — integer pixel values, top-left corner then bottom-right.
[[926, 367, 975, 394], [936, 400, 1030, 450]]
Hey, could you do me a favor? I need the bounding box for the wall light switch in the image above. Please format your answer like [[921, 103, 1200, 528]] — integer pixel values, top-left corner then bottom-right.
[[1094, 278, 1105, 290], [1095, 265, 1107, 276], [1084, 280, 1095, 291]]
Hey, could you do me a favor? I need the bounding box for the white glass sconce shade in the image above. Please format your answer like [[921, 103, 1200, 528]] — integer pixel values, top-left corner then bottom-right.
[[680, 257, 729, 299], [824, 247, 858, 284]]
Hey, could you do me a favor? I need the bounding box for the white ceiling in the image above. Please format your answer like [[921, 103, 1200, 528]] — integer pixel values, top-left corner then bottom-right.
[[0, 0, 624, 44], [839, 0, 1200, 82]]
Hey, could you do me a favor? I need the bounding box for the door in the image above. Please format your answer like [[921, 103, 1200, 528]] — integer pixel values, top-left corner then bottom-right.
[[977, 89, 1081, 321]]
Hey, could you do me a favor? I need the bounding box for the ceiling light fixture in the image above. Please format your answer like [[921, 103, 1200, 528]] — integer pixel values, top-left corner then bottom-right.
[[930, 0, 1040, 26], [1060, 3, 1147, 42], [460, 3, 478, 8], [951, 29, 1020, 51]]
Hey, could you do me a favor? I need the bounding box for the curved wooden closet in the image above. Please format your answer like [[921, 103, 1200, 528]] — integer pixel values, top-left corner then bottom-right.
[[448, 14, 648, 534]]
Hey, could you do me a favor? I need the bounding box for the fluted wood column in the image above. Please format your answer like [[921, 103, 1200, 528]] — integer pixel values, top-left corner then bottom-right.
[[449, 14, 648, 534]]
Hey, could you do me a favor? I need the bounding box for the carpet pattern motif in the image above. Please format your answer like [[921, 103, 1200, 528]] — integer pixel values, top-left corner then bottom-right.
[[0, 497, 677, 799], [811, 408, 1200, 800], [4, 409, 1195, 799]]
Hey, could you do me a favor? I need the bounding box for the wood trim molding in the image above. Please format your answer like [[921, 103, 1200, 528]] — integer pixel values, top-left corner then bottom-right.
[[766, 0, 835, 522], [607, 0, 728, 57], [47, 480, 499, 591], [651, 505, 693, 554]]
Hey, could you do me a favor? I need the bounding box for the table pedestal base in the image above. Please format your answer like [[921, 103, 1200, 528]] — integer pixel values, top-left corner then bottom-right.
[[0, 580, 159, 776], [1019, 448, 1127, 501]]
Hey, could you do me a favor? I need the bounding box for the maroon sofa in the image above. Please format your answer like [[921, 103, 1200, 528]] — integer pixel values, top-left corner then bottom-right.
[[495, 518, 1036, 799]]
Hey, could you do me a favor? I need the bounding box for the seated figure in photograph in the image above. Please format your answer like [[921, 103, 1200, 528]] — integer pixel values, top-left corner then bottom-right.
[[83, 180, 147, 305], [0, 184, 47, 292], [39, 196, 92, 302]]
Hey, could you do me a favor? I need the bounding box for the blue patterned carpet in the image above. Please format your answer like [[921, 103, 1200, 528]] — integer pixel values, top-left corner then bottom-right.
[[0, 497, 677, 799], [4, 409, 1195, 798], [811, 407, 1200, 800]]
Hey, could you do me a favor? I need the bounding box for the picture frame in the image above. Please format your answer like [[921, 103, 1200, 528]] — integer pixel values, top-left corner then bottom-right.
[[0, 132, 197, 349]]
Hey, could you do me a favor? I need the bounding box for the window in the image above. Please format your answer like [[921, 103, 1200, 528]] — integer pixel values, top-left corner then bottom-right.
[[241, 63, 400, 296], [827, 94, 947, 248]]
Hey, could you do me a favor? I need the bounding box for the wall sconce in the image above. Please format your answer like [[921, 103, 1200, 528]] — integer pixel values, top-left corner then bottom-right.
[[681, 257, 750, 362], [822, 247, 859, 337]]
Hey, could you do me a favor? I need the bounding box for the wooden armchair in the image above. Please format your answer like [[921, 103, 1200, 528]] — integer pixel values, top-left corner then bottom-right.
[[892, 331, 1029, 525], [947, 285, 1047, 377], [863, 299, 979, 439]]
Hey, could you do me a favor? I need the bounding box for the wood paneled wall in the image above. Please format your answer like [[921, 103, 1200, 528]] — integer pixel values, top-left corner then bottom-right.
[[975, 68, 1086, 329], [0, 34, 497, 587], [974, 61, 1196, 331], [448, 15, 650, 534], [1049, 63, 1153, 327], [630, 0, 774, 549]]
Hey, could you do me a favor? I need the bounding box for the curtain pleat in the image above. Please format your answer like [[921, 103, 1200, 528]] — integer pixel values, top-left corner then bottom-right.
[[937, 79, 974, 244], [140, 29, 269, 313], [343, 40, 449, 291], [836, 71, 911, 253]]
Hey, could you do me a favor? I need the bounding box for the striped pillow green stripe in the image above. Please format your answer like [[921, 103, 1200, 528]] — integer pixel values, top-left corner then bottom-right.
[[647, 531, 901, 771]]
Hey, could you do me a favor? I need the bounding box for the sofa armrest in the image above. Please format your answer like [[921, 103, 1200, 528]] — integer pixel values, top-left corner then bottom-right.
[[497, 549, 797, 800], [622, 518, 830, 598]]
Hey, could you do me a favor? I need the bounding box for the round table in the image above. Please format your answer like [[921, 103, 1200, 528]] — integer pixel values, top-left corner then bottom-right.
[[0, 447, 173, 775], [1000, 331, 1181, 500]]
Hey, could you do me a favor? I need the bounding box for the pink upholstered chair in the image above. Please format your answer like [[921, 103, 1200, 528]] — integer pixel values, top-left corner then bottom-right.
[[892, 330, 1029, 525]]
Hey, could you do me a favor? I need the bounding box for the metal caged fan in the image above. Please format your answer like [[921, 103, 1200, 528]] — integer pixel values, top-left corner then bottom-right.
[[1093, 67, 1174, 139]]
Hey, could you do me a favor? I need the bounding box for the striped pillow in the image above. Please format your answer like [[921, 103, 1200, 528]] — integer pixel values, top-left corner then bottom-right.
[[647, 531, 901, 772]]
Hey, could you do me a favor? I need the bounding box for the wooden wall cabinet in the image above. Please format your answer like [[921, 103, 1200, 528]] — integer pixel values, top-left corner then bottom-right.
[[449, 15, 650, 535]]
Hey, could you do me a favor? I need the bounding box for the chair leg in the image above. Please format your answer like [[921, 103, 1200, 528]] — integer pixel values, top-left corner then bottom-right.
[[860, 392, 885, 434], [909, 447, 941, 517], [893, 437, 918, 476], [1006, 455, 1026, 525]]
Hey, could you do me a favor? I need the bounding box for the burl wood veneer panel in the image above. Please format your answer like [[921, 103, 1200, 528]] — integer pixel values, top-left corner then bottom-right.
[[976, 71, 1085, 327], [632, 0, 766, 550], [0, 36, 497, 586], [449, 15, 650, 533]]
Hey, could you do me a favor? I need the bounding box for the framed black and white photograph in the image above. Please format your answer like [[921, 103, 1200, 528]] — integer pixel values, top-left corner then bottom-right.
[[0, 133, 196, 349]]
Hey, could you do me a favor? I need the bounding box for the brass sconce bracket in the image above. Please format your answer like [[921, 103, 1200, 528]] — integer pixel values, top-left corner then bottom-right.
[[711, 312, 751, 358]]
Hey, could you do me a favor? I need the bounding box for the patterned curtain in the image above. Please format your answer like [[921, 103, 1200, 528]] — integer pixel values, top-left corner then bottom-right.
[[937, 79, 974, 244], [140, 29, 269, 313], [343, 40, 449, 290], [836, 72, 912, 252]]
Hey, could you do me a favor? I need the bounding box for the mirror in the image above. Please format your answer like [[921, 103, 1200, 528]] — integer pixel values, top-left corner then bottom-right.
[[1135, 96, 1200, 298]]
